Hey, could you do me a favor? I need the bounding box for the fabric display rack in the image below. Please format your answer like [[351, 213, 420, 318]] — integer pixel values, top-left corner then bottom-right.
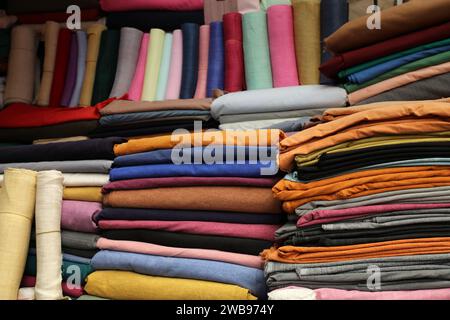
[[0, 0, 450, 301]]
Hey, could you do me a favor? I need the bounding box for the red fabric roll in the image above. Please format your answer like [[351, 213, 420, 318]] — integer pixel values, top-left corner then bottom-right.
[[21, 275, 84, 298], [49, 29, 73, 107], [223, 12, 245, 92], [320, 21, 450, 79], [16, 8, 101, 24]]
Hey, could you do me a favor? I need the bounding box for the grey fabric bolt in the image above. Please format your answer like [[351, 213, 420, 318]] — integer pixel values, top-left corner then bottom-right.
[[219, 109, 324, 124], [69, 31, 87, 107], [0, 160, 112, 174], [61, 230, 99, 250]]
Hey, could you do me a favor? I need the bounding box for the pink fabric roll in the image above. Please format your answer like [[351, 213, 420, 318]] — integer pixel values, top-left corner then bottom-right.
[[61, 200, 101, 233], [194, 25, 210, 99], [98, 220, 278, 241], [96, 237, 264, 269], [298, 203, 450, 228], [100, 0, 204, 12], [165, 29, 183, 100], [315, 287, 450, 300], [267, 5, 299, 88], [348, 61, 450, 105], [128, 33, 149, 101]]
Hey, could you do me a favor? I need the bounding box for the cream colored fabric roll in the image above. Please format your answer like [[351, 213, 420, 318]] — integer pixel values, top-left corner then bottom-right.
[[62, 173, 109, 187], [0, 168, 37, 300], [141, 28, 165, 102], [37, 21, 60, 106], [34, 170, 64, 300], [79, 24, 107, 106], [18, 288, 35, 300]]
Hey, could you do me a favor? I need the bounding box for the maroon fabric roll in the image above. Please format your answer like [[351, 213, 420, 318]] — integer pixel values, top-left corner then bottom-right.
[[49, 29, 73, 107], [320, 21, 450, 79], [223, 12, 245, 92], [16, 8, 101, 24]]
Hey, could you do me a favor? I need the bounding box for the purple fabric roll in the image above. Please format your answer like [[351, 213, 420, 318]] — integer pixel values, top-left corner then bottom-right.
[[61, 33, 78, 107]]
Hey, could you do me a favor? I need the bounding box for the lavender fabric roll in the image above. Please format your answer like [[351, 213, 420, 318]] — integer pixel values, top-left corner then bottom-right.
[[69, 31, 87, 107], [206, 21, 224, 97], [180, 23, 199, 99], [61, 33, 78, 107]]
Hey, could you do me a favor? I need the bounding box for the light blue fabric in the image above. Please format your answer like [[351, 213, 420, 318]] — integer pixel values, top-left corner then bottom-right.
[[91, 250, 267, 298], [69, 31, 87, 107], [347, 44, 450, 84]]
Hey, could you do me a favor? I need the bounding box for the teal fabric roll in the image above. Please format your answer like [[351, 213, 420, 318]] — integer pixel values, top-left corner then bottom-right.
[[156, 33, 173, 101], [242, 11, 273, 90]]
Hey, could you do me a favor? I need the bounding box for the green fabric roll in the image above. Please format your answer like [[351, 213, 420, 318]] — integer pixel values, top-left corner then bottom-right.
[[345, 50, 450, 93], [339, 38, 450, 78], [141, 29, 165, 102], [0, 29, 11, 59], [261, 0, 292, 10], [91, 30, 120, 105], [156, 33, 173, 101], [242, 11, 273, 90]]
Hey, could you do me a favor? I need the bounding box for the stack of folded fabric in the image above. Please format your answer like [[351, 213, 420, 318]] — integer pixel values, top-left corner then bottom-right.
[[84, 130, 286, 300], [320, 0, 450, 105], [263, 99, 450, 300]]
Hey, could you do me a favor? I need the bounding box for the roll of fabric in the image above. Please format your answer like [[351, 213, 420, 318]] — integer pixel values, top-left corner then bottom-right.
[[292, 0, 321, 84], [91, 30, 120, 105], [223, 12, 244, 92], [62, 173, 109, 187], [155, 33, 173, 101], [141, 29, 165, 102], [194, 25, 210, 99], [49, 29, 72, 107], [99, 0, 204, 11], [37, 21, 60, 106], [0, 169, 37, 300], [109, 28, 143, 98], [320, 0, 348, 66], [180, 23, 199, 99], [69, 31, 87, 107], [63, 187, 103, 202], [79, 24, 107, 106], [4, 26, 37, 105], [61, 33, 78, 107], [0, 160, 112, 174], [206, 22, 224, 97], [34, 171, 64, 300], [7, 0, 99, 13], [165, 29, 183, 100], [128, 33, 149, 101], [242, 11, 272, 90], [62, 200, 100, 233], [262, 0, 292, 10], [348, 0, 373, 21], [267, 5, 299, 88]]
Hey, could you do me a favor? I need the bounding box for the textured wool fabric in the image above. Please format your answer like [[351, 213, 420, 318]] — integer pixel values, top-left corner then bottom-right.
[[4, 26, 37, 105], [99, 0, 204, 11], [128, 33, 149, 101], [0, 160, 112, 174], [85, 270, 257, 300], [223, 12, 244, 92], [91, 30, 120, 105], [0, 169, 36, 300], [34, 171, 64, 300], [180, 23, 199, 99], [7, 0, 99, 13], [165, 29, 183, 100], [206, 22, 224, 97], [63, 187, 102, 202], [61, 33, 78, 106], [242, 11, 272, 90], [69, 31, 87, 107], [79, 24, 107, 106], [62, 173, 109, 187], [155, 33, 173, 101], [325, 0, 450, 54], [292, 0, 321, 84], [141, 29, 165, 102], [49, 29, 72, 107], [109, 28, 143, 98], [267, 5, 299, 87], [194, 25, 209, 99], [62, 200, 100, 233]]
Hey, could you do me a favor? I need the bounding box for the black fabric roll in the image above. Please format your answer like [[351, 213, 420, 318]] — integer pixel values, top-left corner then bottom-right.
[[7, 0, 99, 13], [180, 23, 199, 99]]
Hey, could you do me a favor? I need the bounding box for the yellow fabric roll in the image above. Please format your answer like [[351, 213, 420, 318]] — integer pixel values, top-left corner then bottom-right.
[[36, 21, 60, 106], [79, 24, 107, 106], [35, 171, 64, 300], [85, 271, 258, 300], [0, 168, 37, 300], [141, 29, 165, 102], [63, 187, 102, 202], [292, 0, 321, 84]]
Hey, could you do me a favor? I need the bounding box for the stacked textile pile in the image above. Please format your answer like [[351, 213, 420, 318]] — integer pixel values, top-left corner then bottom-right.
[[84, 130, 286, 300], [263, 99, 450, 300], [320, 0, 450, 105], [0, 137, 124, 298]]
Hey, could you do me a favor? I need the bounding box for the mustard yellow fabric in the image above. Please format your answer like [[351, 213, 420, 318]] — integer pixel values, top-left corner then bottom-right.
[[63, 187, 102, 202]]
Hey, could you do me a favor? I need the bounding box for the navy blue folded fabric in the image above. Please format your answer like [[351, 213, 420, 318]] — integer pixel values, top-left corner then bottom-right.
[[206, 21, 224, 97], [113, 146, 278, 167], [109, 162, 278, 181], [95, 207, 286, 224], [91, 250, 267, 298], [180, 23, 200, 99]]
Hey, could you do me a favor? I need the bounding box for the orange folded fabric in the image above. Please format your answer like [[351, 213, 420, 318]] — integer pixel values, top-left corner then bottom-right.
[[261, 237, 450, 264]]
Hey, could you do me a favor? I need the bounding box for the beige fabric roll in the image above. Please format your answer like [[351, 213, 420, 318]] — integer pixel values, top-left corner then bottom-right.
[[0, 169, 37, 300], [4, 25, 38, 105], [34, 171, 64, 300], [18, 288, 35, 300]]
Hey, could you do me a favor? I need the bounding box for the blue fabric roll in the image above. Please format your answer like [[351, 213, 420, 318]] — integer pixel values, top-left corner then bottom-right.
[[113, 146, 278, 167], [180, 23, 199, 99], [206, 21, 224, 97], [347, 44, 450, 84], [109, 162, 278, 181], [91, 250, 267, 298]]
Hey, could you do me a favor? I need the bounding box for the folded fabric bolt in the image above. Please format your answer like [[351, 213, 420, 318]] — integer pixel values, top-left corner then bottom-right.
[[61, 33, 78, 107], [128, 33, 149, 101], [96, 238, 264, 269], [165, 29, 183, 100], [91, 250, 267, 298], [206, 21, 224, 97], [69, 31, 87, 107], [62, 174, 109, 187], [219, 110, 324, 124], [223, 12, 244, 92], [62, 230, 99, 250], [62, 200, 100, 233], [63, 187, 103, 203], [180, 23, 199, 99], [62, 247, 98, 259], [156, 33, 173, 101], [219, 118, 310, 131], [99, 0, 204, 11], [194, 25, 209, 99], [141, 29, 165, 102], [49, 29, 72, 107], [85, 270, 257, 300], [0, 160, 112, 174], [33, 136, 89, 145]]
